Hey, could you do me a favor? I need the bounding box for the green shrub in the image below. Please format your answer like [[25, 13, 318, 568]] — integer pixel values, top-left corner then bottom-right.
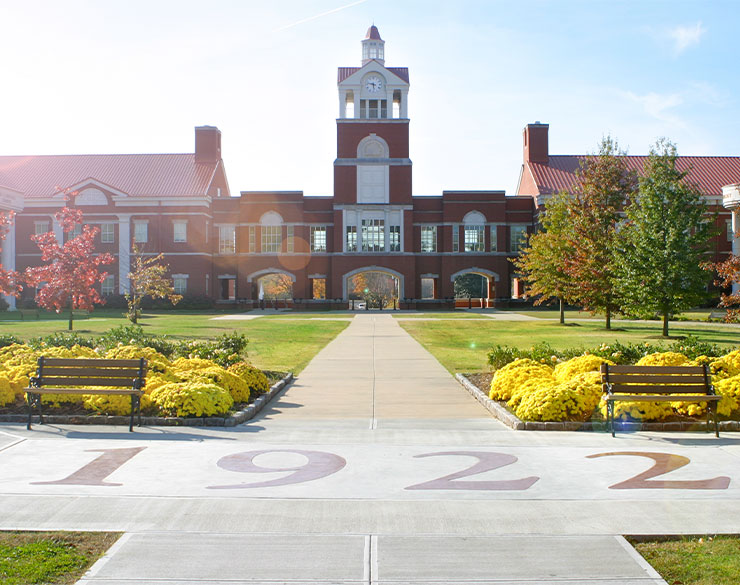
[[29, 332, 95, 350]]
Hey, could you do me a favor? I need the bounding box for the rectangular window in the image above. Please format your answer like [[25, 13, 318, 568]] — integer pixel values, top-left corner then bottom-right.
[[421, 277, 435, 299], [101, 223, 115, 244], [360, 99, 388, 119], [286, 226, 294, 253], [346, 225, 357, 252], [261, 225, 281, 253], [34, 221, 49, 235], [219, 226, 236, 254], [490, 225, 498, 252], [510, 225, 527, 252], [173, 220, 187, 243], [66, 224, 82, 242], [249, 226, 256, 253], [173, 276, 188, 295], [310, 226, 327, 252], [361, 218, 385, 252], [101, 274, 115, 296], [727, 219, 734, 242], [134, 221, 148, 243], [389, 225, 401, 252], [464, 225, 485, 252], [452, 225, 459, 253], [312, 278, 326, 299], [421, 226, 437, 253]]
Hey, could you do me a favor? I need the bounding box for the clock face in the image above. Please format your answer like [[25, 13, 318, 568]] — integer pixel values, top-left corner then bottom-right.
[[365, 76, 383, 93]]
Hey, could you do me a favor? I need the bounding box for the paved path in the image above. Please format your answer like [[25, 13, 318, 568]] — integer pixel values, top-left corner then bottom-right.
[[1, 314, 739, 583]]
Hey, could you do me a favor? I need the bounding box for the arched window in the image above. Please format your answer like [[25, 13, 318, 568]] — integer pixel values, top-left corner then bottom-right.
[[462, 211, 486, 253], [357, 134, 389, 159], [260, 211, 283, 254]]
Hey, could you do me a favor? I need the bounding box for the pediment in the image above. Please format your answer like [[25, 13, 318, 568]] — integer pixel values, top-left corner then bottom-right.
[[53, 178, 129, 204], [0, 185, 24, 211]]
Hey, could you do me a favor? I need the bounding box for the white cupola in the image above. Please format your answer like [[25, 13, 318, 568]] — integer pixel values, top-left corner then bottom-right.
[[361, 25, 385, 65]]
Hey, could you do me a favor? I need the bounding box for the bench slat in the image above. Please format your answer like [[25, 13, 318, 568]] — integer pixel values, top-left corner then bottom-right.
[[608, 384, 710, 394], [26, 387, 143, 395], [607, 374, 708, 385], [40, 358, 146, 368], [608, 394, 721, 402], [35, 377, 140, 387], [602, 365, 705, 374], [40, 367, 145, 377]]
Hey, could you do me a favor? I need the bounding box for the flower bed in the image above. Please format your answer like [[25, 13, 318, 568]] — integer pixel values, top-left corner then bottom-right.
[[481, 337, 740, 424], [0, 326, 277, 420]]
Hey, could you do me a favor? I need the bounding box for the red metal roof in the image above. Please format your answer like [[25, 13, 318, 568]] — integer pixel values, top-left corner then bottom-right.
[[337, 67, 409, 84], [527, 155, 740, 197], [365, 25, 382, 40], [0, 153, 219, 198]]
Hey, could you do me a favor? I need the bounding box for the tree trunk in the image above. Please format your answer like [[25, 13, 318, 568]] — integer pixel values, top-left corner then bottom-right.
[[605, 307, 611, 330], [559, 298, 564, 324], [662, 311, 669, 337], [68, 300, 74, 331]]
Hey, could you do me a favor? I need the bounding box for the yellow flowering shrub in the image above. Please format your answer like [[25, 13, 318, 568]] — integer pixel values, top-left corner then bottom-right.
[[0, 376, 15, 406], [178, 367, 250, 403], [553, 355, 614, 383], [714, 375, 740, 416], [707, 350, 740, 381], [228, 362, 270, 397], [489, 359, 554, 401], [150, 380, 233, 417], [515, 371, 602, 422], [635, 352, 689, 367], [105, 345, 171, 373], [84, 393, 154, 416], [171, 357, 219, 372]]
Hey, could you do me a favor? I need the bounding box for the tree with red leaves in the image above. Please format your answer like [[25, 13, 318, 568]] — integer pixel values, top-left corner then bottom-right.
[[24, 193, 114, 330], [0, 212, 21, 299], [711, 254, 740, 322]]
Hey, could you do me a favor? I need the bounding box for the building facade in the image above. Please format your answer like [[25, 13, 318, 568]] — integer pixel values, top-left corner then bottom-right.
[[1, 26, 739, 310]]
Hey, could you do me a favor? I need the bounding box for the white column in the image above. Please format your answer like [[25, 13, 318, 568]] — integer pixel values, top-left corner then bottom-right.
[[118, 215, 131, 294], [2, 222, 16, 310], [356, 211, 363, 252], [338, 90, 347, 118], [386, 90, 393, 119], [384, 209, 390, 251], [400, 90, 408, 118], [353, 93, 361, 119], [52, 217, 63, 243]]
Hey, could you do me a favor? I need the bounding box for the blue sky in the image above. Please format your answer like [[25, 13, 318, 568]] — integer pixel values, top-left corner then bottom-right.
[[2, 0, 738, 196]]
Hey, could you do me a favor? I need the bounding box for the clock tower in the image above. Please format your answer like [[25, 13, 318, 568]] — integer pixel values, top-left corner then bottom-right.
[[335, 26, 411, 208]]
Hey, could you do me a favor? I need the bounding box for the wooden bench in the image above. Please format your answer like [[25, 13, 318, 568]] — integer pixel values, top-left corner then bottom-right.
[[600, 364, 720, 437], [25, 357, 148, 432]]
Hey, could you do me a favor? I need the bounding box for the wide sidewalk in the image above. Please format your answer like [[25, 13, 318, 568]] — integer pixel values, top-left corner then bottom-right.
[[1, 314, 739, 584]]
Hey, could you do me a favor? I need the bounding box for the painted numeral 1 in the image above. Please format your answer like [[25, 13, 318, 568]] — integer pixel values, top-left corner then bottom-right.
[[32, 447, 146, 486]]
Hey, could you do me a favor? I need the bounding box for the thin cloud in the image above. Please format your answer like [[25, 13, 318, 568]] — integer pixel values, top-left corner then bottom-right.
[[622, 90, 685, 127], [274, 0, 368, 32], [669, 21, 706, 55]]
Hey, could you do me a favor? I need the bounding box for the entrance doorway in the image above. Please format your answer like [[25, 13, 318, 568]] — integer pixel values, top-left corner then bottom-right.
[[347, 270, 399, 309]]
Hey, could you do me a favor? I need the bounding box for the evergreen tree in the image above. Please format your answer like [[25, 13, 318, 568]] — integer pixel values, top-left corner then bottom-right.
[[616, 139, 713, 336]]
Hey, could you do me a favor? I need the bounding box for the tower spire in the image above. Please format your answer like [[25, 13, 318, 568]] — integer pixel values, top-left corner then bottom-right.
[[362, 25, 385, 65]]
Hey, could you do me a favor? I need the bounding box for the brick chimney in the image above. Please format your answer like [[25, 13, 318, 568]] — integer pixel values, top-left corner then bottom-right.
[[523, 122, 549, 164], [195, 126, 221, 163]]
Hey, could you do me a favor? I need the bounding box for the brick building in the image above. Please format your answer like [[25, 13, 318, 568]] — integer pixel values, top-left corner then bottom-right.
[[1, 26, 739, 310]]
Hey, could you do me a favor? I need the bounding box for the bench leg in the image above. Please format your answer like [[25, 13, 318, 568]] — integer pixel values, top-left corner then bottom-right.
[[26, 392, 42, 430], [129, 395, 135, 432], [713, 402, 719, 438], [607, 401, 615, 437]]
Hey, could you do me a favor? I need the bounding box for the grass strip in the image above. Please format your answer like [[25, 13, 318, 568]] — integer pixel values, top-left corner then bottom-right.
[[0, 531, 120, 585], [630, 535, 740, 585]]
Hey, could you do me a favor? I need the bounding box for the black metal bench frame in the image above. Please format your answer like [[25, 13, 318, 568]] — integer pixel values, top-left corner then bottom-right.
[[25, 357, 148, 432], [601, 363, 720, 438]]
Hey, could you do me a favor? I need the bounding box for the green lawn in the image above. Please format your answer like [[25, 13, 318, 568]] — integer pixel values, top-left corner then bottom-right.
[[398, 319, 740, 374], [0, 531, 119, 585], [631, 536, 740, 585], [0, 310, 349, 374]]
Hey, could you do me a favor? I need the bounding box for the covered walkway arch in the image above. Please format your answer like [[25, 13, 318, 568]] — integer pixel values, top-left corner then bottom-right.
[[450, 267, 500, 308], [342, 265, 405, 303]]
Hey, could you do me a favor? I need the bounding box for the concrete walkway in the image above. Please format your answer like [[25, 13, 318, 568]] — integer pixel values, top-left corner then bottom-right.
[[1, 314, 738, 583]]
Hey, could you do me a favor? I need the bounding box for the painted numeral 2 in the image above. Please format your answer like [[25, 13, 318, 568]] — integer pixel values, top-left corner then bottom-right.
[[405, 451, 539, 491], [587, 451, 730, 490]]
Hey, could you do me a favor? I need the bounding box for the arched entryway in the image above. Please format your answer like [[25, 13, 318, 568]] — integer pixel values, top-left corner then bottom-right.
[[247, 268, 296, 307], [343, 266, 404, 309], [450, 268, 499, 309]]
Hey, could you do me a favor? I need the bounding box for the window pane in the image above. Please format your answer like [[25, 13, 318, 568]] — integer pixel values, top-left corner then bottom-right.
[[346, 226, 357, 252], [261, 225, 282, 253], [34, 221, 49, 235], [173, 277, 187, 295], [389, 225, 400, 252], [134, 222, 148, 243], [361, 218, 385, 252], [173, 221, 187, 243], [464, 225, 485, 252], [101, 275, 115, 296], [311, 226, 327, 252], [421, 226, 437, 253], [510, 226, 527, 252], [101, 223, 115, 243], [452, 225, 459, 253], [219, 226, 236, 254], [287, 226, 294, 253], [249, 226, 255, 253]]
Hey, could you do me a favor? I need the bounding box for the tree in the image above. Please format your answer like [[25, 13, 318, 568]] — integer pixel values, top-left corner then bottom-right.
[[453, 273, 486, 298], [512, 190, 576, 324], [0, 212, 21, 298], [709, 254, 740, 322], [126, 244, 182, 323], [24, 196, 114, 330], [350, 271, 397, 308], [259, 273, 293, 299], [561, 136, 638, 329], [616, 139, 713, 337]]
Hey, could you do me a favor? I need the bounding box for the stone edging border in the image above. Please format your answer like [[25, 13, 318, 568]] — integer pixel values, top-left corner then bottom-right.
[[0, 372, 294, 428], [455, 373, 740, 432]]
